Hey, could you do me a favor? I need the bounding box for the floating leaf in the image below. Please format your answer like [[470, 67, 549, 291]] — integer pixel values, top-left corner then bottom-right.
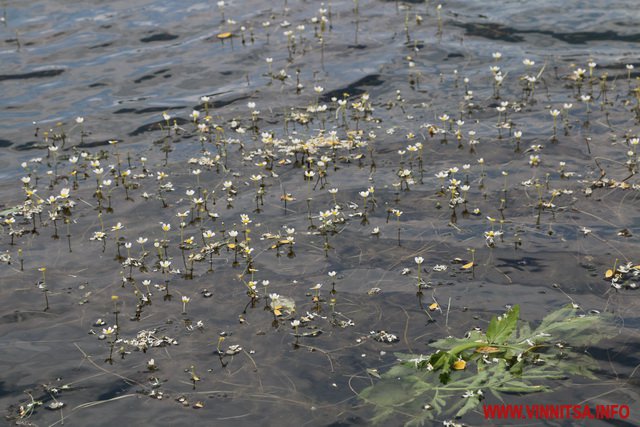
[[270, 295, 296, 316], [452, 359, 466, 370]]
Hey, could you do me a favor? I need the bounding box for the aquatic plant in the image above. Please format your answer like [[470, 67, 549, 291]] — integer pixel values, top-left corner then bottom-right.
[[358, 304, 614, 425]]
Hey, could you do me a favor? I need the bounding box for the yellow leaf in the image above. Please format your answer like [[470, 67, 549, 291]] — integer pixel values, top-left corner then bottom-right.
[[476, 346, 501, 354], [217, 32, 232, 39], [428, 302, 439, 311], [605, 269, 614, 279], [461, 262, 474, 270], [452, 359, 466, 370]]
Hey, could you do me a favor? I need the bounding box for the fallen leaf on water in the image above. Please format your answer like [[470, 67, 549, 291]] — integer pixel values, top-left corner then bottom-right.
[[452, 359, 466, 370]]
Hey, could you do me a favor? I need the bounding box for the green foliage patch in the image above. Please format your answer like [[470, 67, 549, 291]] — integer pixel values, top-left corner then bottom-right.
[[358, 304, 614, 425]]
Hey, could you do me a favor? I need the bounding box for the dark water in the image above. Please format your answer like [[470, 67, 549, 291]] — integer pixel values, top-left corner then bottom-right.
[[1, 0, 640, 425]]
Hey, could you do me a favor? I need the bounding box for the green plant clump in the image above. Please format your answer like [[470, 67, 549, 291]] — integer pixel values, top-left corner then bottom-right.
[[358, 304, 614, 425]]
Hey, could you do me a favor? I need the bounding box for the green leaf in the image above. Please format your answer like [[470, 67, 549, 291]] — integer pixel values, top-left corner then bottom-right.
[[358, 304, 614, 425], [455, 395, 481, 418], [429, 330, 486, 351], [486, 305, 519, 345]]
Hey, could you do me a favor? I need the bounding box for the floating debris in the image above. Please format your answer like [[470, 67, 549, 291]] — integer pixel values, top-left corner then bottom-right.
[[47, 401, 64, 410], [370, 330, 399, 343], [122, 329, 179, 351], [225, 344, 242, 356]]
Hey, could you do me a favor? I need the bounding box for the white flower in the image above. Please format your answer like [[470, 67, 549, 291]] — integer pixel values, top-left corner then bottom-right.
[[414, 256, 424, 265]]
